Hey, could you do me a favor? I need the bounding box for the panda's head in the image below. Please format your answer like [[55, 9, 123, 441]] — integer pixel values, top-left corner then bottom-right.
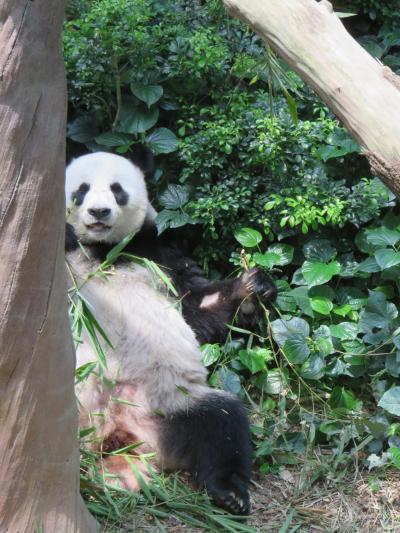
[[66, 151, 156, 244]]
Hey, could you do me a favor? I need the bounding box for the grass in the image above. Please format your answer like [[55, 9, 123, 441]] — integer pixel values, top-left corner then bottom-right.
[[79, 444, 400, 532], [80, 450, 258, 532]]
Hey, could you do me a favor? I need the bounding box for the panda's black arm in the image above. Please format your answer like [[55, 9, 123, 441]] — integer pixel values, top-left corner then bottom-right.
[[158, 247, 277, 344]]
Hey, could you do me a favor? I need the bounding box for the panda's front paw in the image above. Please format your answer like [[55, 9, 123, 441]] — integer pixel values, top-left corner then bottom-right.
[[241, 268, 277, 301]]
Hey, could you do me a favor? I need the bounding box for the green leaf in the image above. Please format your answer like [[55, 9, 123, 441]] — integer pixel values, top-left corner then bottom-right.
[[234, 227, 262, 248], [283, 90, 298, 126], [156, 209, 193, 233], [95, 132, 133, 147], [303, 239, 336, 262], [267, 243, 294, 266], [283, 334, 310, 364], [239, 349, 267, 374], [130, 82, 163, 107], [271, 317, 310, 347], [330, 322, 359, 340], [365, 226, 400, 247], [302, 260, 340, 287], [159, 184, 189, 209], [216, 368, 241, 395], [389, 447, 400, 469], [265, 369, 286, 395], [67, 116, 98, 143], [201, 344, 221, 367], [330, 386, 357, 410], [360, 291, 398, 332], [290, 286, 314, 317], [357, 257, 380, 273], [374, 249, 400, 270], [333, 304, 353, 317], [301, 353, 325, 380], [378, 387, 400, 416], [309, 296, 333, 315], [116, 101, 159, 133], [313, 325, 334, 357], [145, 127, 179, 154], [253, 252, 280, 269]]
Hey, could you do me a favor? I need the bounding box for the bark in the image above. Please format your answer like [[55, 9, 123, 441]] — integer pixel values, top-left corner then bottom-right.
[[0, 2, 97, 531], [222, 0, 400, 197]]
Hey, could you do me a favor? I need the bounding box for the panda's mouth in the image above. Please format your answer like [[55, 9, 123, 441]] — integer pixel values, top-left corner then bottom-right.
[[86, 222, 111, 232]]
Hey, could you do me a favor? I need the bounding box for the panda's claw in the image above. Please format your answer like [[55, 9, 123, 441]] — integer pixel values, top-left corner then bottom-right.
[[241, 268, 277, 301], [209, 488, 251, 515]]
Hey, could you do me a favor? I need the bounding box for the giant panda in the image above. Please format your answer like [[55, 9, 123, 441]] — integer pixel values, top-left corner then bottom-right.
[[65, 149, 277, 515]]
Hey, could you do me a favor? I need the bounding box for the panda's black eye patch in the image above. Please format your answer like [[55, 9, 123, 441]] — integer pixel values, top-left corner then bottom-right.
[[71, 182, 90, 206], [110, 182, 128, 206]]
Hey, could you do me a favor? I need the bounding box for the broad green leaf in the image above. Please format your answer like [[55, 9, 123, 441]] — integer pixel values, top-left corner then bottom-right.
[[355, 229, 380, 254], [309, 285, 335, 301], [130, 82, 163, 107], [239, 349, 267, 374], [95, 132, 132, 147], [271, 317, 310, 347], [291, 268, 308, 286], [337, 253, 359, 277], [265, 369, 286, 395], [67, 116, 98, 143], [201, 344, 220, 367], [302, 260, 340, 287], [145, 127, 179, 154], [303, 239, 336, 262], [159, 184, 189, 209], [330, 322, 359, 340], [216, 368, 241, 395], [333, 304, 353, 317], [290, 286, 314, 317], [386, 353, 400, 378], [156, 210, 176, 234], [301, 353, 325, 380], [365, 226, 400, 247], [359, 291, 398, 332], [309, 296, 333, 315], [378, 387, 400, 416], [283, 334, 310, 364], [253, 252, 280, 269], [313, 325, 334, 356], [116, 102, 159, 133], [276, 292, 297, 313], [267, 243, 294, 266], [330, 386, 357, 410], [234, 227, 262, 248], [374, 249, 400, 270], [357, 257, 380, 273]]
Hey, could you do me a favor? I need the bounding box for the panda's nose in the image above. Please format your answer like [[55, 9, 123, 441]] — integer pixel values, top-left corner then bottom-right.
[[88, 208, 111, 220]]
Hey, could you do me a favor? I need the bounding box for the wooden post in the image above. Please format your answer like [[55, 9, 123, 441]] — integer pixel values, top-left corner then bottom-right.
[[0, 2, 97, 530]]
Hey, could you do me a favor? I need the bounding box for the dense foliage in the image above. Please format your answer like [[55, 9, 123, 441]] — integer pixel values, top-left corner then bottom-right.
[[64, 0, 399, 266], [64, 0, 400, 525]]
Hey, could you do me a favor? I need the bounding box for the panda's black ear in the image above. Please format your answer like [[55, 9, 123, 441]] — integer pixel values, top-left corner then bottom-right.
[[128, 144, 155, 179]]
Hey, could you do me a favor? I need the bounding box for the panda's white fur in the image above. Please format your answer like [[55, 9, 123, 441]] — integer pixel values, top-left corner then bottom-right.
[[65, 151, 260, 515]]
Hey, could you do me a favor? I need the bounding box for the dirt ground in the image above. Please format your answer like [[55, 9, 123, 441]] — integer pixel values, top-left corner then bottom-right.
[[247, 469, 400, 532], [130, 468, 400, 532]]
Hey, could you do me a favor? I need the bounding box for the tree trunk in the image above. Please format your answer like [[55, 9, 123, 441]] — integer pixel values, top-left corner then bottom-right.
[[222, 0, 400, 197], [0, 2, 97, 531]]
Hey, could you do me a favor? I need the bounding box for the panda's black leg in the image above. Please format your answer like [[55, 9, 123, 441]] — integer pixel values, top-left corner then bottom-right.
[[159, 392, 252, 515]]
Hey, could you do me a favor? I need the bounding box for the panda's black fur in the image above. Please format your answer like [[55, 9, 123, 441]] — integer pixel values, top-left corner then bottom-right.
[[65, 148, 276, 515]]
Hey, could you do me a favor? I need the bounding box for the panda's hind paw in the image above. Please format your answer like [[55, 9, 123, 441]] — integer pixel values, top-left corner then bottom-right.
[[209, 486, 251, 515]]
